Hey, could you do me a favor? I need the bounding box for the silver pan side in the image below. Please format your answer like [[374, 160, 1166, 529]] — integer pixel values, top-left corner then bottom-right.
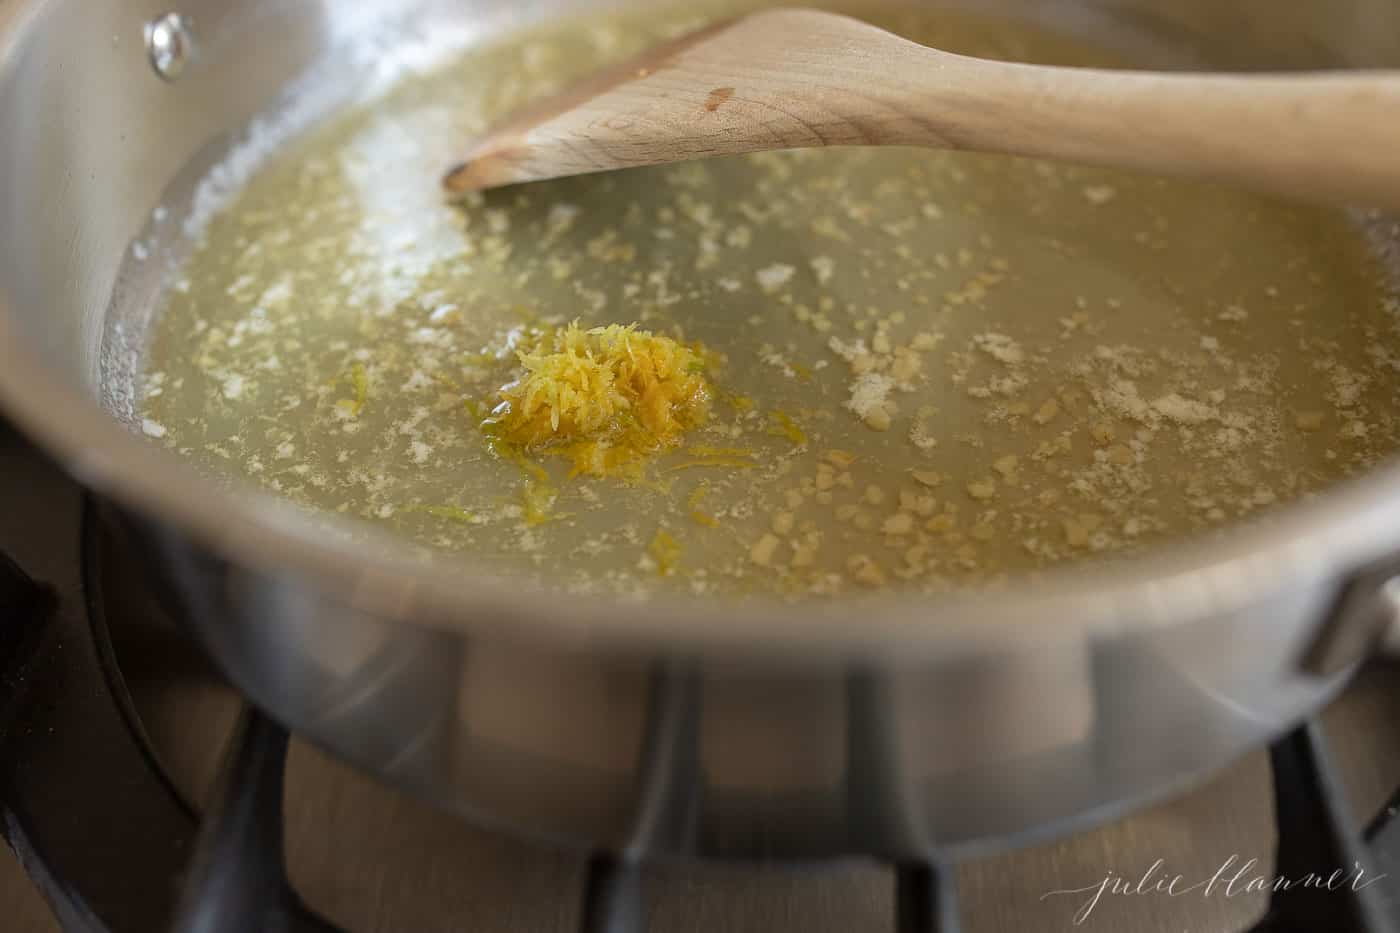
[[3, 0, 1400, 856]]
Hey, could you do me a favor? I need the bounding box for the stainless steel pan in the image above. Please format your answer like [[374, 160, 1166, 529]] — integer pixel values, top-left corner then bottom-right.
[[2, 0, 1400, 859]]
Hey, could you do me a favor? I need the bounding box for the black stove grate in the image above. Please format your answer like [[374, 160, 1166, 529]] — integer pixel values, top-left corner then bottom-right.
[[1, 451, 1398, 933], [156, 708, 1400, 933], [1251, 724, 1398, 931]]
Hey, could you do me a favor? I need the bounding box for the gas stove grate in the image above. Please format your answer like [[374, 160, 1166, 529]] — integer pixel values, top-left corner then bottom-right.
[[1, 492, 1399, 933], [162, 708, 1400, 933]]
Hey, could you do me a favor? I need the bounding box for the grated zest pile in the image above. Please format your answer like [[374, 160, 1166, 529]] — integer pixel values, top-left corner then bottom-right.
[[482, 321, 712, 478]]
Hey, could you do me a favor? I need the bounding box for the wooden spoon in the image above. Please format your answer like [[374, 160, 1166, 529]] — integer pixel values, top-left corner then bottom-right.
[[443, 8, 1400, 207]]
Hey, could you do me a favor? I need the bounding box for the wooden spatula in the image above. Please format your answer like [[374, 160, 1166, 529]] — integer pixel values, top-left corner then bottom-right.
[[443, 8, 1400, 207]]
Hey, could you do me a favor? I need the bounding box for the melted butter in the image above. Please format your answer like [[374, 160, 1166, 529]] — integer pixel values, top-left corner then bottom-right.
[[137, 2, 1400, 603]]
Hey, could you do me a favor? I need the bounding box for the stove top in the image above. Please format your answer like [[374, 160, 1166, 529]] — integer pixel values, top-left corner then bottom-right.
[[2, 421, 1399, 933]]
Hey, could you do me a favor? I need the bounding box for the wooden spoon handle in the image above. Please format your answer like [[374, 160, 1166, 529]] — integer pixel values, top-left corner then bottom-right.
[[448, 10, 1400, 207], [890, 56, 1400, 209]]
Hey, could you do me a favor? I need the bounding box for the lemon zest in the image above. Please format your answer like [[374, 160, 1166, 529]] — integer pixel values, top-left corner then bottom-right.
[[407, 505, 478, 524], [335, 362, 369, 417], [727, 393, 756, 412], [767, 410, 807, 445], [648, 528, 682, 576], [686, 446, 754, 459], [666, 458, 759, 473], [522, 480, 566, 526], [481, 321, 711, 479], [687, 482, 720, 527]]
